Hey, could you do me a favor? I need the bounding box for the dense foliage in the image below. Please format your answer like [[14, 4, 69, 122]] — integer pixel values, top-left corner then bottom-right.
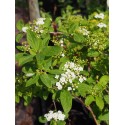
[[16, 6, 109, 125]]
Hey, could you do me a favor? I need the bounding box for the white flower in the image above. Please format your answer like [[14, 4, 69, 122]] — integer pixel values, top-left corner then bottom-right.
[[78, 67, 83, 71], [56, 82, 60, 86], [61, 44, 64, 47], [83, 76, 87, 80], [56, 82, 62, 90], [58, 85, 62, 90], [82, 28, 89, 35], [95, 13, 104, 19], [61, 53, 65, 57], [40, 30, 44, 33], [36, 18, 45, 25], [57, 113, 65, 121], [64, 64, 68, 69], [68, 87, 72, 91], [60, 40, 64, 44], [69, 79, 72, 83], [44, 110, 65, 121], [69, 62, 75, 68], [79, 77, 84, 83], [25, 73, 35, 77], [53, 112, 58, 121], [60, 77, 66, 83], [22, 27, 28, 32], [97, 23, 107, 28], [44, 114, 53, 121], [55, 75, 59, 79], [49, 110, 54, 114]]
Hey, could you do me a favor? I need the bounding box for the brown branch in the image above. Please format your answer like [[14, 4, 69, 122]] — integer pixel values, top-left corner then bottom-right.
[[74, 97, 99, 125], [28, 0, 40, 21]]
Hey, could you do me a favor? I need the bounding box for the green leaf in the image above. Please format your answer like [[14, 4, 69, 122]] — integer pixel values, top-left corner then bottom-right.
[[78, 83, 92, 97], [95, 96, 104, 110], [41, 46, 63, 56], [69, 23, 78, 33], [50, 120, 56, 125], [27, 30, 42, 52], [74, 33, 85, 43], [16, 19, 24, 30], [98, 112, 109, 121], [18, 55, 34, 66], [88, 49, 100, 57], [15, 95, 20, 103], [17, 91, 23, 97], [39, 116, 47, 123], [57, 120, 66, 125], [15, 53, 24, 61], [60, 90, 72, 113], [16, 33, 23, 43], [42, 90, 49, 100], [99, 75, 109, 86], [43, 57, 52, 70], [48, 69, 64, 74], [85, 95, 95, 106], [40, 74, 52, 88], [26, 75, 39, 87], [104, 95, 109, 104], [52, 91, 60, 100]]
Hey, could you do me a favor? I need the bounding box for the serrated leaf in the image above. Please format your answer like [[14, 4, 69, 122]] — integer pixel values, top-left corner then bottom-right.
[[60, 90, 72, 113], [16, 19, 24, 30], [26, 75, 39, 87], [39, 116, 47, 123], [16, 33, 23, 43], [85, 95, 95, 106], [96, 96, 104, 110], [41, 46, 63, 56], [78, 83, 92, 97], [19, 55, 34, 66], [40, 74, 52, 88]]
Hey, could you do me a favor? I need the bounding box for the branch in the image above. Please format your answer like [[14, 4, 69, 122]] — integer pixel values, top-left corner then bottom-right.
[[74, 97, 99, 125], [28, 0, 40, 21]]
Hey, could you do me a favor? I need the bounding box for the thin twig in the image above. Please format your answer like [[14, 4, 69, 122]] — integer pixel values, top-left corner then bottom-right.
[[74, 97, 99, 125], [53, 100, 57, 111]]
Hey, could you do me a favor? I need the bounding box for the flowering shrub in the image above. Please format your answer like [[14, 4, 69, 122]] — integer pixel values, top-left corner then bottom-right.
[[16, 10, 109, 125]]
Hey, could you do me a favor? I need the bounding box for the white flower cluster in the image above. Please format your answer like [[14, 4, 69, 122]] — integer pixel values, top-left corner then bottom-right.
[[78, 27, 89, 36], [36, 18, 46, 25], [55, 61, 86, 91], [44, 110, 65, 121], [94, 13, 105, 19], [97, 23, 107, 28], [22, 26, 28, 32]]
